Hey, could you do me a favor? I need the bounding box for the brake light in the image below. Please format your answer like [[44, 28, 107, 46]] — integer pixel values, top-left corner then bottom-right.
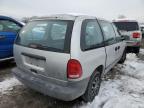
[[133, 32, 140, 38], [67, 59, 82, 79]]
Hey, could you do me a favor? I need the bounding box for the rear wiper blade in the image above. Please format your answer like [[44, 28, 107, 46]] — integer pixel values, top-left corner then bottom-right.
[[28, 43, 63, 51]]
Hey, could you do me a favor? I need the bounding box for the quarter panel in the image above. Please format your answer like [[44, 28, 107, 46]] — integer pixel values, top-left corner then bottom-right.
[[78, 48, 106, 80], [70, 17, 106, 80]]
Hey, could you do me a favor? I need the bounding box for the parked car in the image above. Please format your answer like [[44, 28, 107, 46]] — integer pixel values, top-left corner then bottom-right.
[[0, 16, 24, 61], [12, 14, 126, 102], [113, 19, 142, 54]]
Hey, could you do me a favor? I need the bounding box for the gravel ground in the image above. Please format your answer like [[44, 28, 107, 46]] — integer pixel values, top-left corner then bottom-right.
[[0, 52, 144, 108]]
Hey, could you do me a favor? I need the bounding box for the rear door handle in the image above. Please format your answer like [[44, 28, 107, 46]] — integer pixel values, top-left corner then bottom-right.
[[0, 35, 6, 40]]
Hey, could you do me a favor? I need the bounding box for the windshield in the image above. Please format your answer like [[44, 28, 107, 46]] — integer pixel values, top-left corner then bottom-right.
[[113, 22, 139, 31], [16, 20, 74, 53]]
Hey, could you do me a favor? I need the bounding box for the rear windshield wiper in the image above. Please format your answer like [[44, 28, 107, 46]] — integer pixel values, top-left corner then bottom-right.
[[28, 43, 46, 49], [28, 43, 63, 52]]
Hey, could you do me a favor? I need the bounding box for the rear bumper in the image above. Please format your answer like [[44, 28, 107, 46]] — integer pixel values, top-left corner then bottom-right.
[[12, 67, 89, 101], [126, 46, 140, 53], [126, 41, 141, 47]]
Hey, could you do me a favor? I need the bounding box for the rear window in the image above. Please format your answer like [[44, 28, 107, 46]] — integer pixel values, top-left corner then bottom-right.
[[16, 20, 74, 53], [113, 22, 139, 31]]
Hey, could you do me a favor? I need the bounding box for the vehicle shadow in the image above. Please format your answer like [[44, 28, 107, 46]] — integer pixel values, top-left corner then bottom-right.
[[0, 60, 16, 77], [0, 60, 16, 70]]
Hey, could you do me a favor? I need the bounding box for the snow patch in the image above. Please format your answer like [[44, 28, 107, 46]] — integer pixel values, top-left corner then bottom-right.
[[140, 49, 144, 54], [81, 54, 144, 108], [0, 77, 21, 94]]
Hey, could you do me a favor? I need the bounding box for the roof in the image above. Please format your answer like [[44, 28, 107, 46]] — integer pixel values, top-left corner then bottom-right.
[[113, 18, 138, 22], [0, 15, 24, 26], [0, 15, 14, 20], [30, 14, 108, 22]]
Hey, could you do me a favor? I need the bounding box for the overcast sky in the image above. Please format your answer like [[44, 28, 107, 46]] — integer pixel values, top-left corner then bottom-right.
[[0, 0, 144, 22]]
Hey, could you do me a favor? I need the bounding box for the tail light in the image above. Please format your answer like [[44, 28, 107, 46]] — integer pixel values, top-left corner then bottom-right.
[[133, 32, 140, 38], [67, 59, 82, 79]]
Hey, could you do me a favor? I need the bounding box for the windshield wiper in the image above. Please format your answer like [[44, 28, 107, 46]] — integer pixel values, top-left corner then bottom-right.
[[28, 43, 45, 49], [28, 43, 63, 51]]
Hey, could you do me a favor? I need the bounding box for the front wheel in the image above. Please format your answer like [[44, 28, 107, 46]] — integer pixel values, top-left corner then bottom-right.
[[82, 71, 101, 102]]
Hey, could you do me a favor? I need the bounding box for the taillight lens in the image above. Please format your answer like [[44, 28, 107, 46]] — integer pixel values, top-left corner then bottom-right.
[[133, 32, 140, 38], [67, 59, 82, 79]]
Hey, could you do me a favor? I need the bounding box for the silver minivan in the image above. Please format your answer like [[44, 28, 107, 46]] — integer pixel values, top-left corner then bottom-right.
[[12, 14, 126, 102]]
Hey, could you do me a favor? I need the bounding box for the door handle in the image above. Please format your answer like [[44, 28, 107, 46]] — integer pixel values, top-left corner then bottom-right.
[[117, 46, 120, 50], [115, 47, 118, 51], [0, 35, 6, 40], [115, 46, 120, 51]]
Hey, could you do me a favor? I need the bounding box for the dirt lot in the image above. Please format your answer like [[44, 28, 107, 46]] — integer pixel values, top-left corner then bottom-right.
[[0, 52, 144, 108]]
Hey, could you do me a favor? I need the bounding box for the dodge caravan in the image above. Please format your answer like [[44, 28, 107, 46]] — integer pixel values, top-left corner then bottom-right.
[[12, 14, 126, 102]]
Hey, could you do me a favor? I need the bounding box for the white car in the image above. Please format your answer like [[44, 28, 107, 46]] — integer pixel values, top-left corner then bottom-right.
[[12, 14, 126, 102], [113, 19, 142, 54]]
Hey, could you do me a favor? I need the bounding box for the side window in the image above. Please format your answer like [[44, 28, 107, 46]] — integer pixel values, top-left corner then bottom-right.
[[81, 19, 104, 51], [0, 20, 21, 33], [99, 20, 116, 45], [112, 23, 122, 42]]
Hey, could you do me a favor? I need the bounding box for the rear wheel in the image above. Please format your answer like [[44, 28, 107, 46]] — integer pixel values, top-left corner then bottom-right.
[[82, 71, 101, 102]]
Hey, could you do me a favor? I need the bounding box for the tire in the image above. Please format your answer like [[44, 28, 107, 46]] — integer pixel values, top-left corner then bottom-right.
[[82, 71, 101, 102], [119, 50, 126, 64]]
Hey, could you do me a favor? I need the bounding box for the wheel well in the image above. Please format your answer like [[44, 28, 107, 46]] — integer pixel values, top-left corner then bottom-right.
[[84, 65, 104, 94], [95, 65, 104, 74]]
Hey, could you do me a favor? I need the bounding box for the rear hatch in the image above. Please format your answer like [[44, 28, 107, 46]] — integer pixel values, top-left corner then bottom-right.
[[113, 21, 142, 42], [14, 19, 74, 81]]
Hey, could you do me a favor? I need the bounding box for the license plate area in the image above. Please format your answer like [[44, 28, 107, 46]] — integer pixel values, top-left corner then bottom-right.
[[22, 53, 46, 71], [25, 56, 45, 67]]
